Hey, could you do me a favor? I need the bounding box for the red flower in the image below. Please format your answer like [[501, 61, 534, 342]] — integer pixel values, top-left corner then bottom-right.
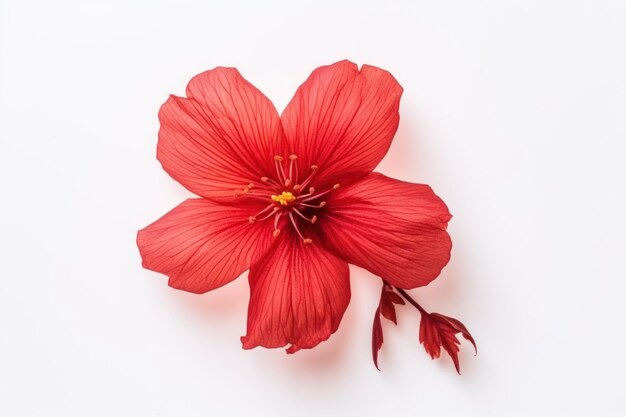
[[137, 60, 454, 355]]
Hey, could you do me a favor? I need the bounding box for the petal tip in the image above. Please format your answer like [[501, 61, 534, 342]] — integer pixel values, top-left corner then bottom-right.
[[240, 336, 254, 350]]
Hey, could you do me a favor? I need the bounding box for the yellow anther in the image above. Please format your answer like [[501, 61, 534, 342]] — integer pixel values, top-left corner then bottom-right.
[[274, 155, 284, 162], [303, 238, 313, 244], [311, 165, 318, 171], [319, 201, 326, 208], [248, 216, 256, 223], [311, 215, 318, 224], [272, 229, 281, 237], [271, 191, 296, 206], [289, 154, 298, 160], [333, 183, 340, 190]]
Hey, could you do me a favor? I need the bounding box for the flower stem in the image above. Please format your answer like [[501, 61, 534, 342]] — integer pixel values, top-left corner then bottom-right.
[[393, 286, 427, 315]]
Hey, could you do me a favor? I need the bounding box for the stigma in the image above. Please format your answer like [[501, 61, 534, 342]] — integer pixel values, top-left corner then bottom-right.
[[271, 191, 296, 206]]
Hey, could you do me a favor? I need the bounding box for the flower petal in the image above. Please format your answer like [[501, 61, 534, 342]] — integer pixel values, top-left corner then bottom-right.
[[372, 305, 384, 370], [320, 173, 452, 289], [372, 282, 404, 370], [241, 230, 350, 352], [281, 60, 402, 189], [158, 67, 287, 198], [137, 198, 276, 294]]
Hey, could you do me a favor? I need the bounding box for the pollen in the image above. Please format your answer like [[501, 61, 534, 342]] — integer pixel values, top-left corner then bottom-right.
[[271, 191, 296, 206]]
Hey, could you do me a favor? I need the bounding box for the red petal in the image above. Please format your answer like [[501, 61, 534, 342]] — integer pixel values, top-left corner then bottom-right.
[[371, 283, 405, 369], [387, 292, 406, 305], [419, 313, 476, 374], [241, 230, 350, 352], [321, 173, 452, 288], [158, 67, 287, 199], [431, 313, 477, 355], [380, 295, 398, 324], [419, 314, 443, 359], [137, 198, 275, 294], [281, 60, 402, 189], [372, 306, 384, 370]]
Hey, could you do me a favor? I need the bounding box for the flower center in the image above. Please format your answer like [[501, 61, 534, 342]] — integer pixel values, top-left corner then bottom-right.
[[271, 191, 296, 206], [235, 154, 340, 244]]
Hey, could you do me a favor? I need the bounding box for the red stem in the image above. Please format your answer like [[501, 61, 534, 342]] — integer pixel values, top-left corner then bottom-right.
[[393, 286, 427, 315]]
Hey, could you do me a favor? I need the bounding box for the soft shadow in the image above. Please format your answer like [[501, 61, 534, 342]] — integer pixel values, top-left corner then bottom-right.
[[377, 107, 421, 180], [167, 269, 362, 376], [253, 288, 361, 376], [168, 274, 249, 318], [377, 100, 439, 182], [421, 251, 471, 310], [249, 267, 382, 377]]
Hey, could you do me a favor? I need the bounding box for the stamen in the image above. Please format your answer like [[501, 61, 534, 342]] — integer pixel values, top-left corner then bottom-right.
[[272, 229, 281, 238], [292, 207, 317, 223], [236, 193, 273, 202], [258, 177, 283, 193], [298, 165, 319, 191], [251, 184, 280, 194], [289, 212, 312, 243], [289, 154, 298, 184], [300, 184, 340, 203], [273, 211, 283, 230], [295, 187, 316, 200], [274, 155, 287, 184], [258, 207, 279, 222], [248, 204, 278, 223], [298, 201, 326, 209], [235, 188, 252, 196]]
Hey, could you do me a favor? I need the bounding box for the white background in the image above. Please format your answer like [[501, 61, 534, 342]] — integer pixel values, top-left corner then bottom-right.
[[1, 1, 625, 416]]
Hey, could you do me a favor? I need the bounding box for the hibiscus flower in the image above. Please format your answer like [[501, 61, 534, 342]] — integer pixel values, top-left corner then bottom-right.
[[137, 60, 474, 369]]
